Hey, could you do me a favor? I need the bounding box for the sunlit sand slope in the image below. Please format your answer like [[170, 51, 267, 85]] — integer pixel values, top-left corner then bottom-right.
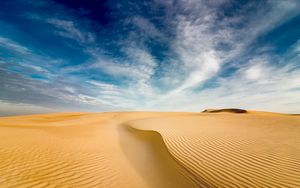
[[130, 111, 300, 187], [0, 111, 299, 187]]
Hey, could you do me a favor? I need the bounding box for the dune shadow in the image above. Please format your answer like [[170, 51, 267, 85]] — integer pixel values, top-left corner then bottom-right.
[[116, 123, 199, 188]]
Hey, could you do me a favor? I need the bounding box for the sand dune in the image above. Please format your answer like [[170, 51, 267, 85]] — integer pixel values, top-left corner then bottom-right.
[[0, 111, 300, 187], [202, 108, 247, 113]]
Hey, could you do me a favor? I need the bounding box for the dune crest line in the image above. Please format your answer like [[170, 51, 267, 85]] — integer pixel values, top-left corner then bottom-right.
[[124, 124, 205, 187]]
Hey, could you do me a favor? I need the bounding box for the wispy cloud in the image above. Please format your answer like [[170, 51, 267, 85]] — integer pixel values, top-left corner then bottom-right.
[[47, 18, 95, 45], [131, 16, 165, 40], [0, 36, 31, 54]]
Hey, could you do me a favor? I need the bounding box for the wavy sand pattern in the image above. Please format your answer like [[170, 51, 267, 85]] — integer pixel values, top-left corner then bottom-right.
[[0, 111, 300, 187]]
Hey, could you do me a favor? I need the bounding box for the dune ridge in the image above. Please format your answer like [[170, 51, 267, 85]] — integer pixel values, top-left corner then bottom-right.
[[129, 112, 300, 187], [0, 111, 300, 187], [126, 124, 204, 187]]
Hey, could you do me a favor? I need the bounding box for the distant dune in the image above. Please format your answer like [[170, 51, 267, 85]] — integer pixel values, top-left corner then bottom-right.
[[202, 108, 247, 113], [0, 110, 300, 187]]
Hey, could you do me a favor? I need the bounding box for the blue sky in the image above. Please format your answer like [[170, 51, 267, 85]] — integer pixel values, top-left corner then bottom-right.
[[0, 0, 300, 115]]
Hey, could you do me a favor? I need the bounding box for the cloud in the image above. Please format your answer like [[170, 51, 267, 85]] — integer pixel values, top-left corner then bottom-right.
[[47, 18, 95, 45], [86, 80, 139, 108], [20, 64, 51, 75], [0, 100, 55, 116], [0, 37, 61, 81], [203, 61, 300, 113], [241, 58, 269, 81], [149, 0, 234, 101], [0, 36, 31, 54], [88, 43, 158, 100], [131, 16, 165, 40]]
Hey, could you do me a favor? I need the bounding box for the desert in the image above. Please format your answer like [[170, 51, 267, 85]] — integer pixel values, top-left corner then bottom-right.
[[1, 0, 300, 187], [0, 110, 299, 187]]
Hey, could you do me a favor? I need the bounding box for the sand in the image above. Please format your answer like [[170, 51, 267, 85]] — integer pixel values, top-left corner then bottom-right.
[[0, 111, 299, 187]]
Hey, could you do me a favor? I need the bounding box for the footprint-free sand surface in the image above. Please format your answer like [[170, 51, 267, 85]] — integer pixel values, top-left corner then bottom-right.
[[0, 110, 300, 187]]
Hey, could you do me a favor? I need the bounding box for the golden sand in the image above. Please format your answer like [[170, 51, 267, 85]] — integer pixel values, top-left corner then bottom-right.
[[0, 111, 299, 187]]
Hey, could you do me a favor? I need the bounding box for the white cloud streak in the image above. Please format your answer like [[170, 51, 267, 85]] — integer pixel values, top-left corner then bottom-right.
[[0, 36, 31, 54], [47, 18, 95, 45]]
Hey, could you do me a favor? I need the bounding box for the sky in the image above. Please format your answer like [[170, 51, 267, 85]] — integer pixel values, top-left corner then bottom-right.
[[0, 0, 300, 115]]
